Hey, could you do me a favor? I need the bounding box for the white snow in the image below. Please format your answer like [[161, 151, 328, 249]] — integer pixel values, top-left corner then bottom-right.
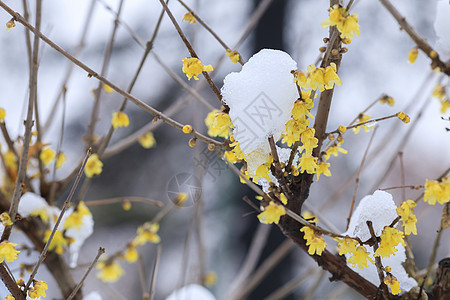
[[345, 190, 417, 293], [221, 49, 298, 176], [165, 284, 216, 300], [83, 291, 102, 300], [434, 0, 450, 58], [64, 208, 94, 268]]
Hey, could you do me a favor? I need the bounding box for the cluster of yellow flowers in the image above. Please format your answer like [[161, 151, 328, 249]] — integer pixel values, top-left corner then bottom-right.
[[424, 177, 450, 205], [96, 260, 125, 283], [44, 230, 69, 255], [301, 227, 327, 255], [293, 63, 342, 92], [396, 200, 417, 235], [14, 278, 49, 299], [321, 5, 360, 40], [374, 227, 405, 258]]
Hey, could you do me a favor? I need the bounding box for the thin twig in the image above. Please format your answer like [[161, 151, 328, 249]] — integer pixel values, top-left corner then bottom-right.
[[264, 266, 317, 300], [149, 244, 162, 300], [67, 247, 105, 300], [346, 126, 378, 230], [85, 197, 163, 208]]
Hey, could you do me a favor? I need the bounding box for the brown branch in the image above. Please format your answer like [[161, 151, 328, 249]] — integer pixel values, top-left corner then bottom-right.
[[379, 0, 450, 75], [0, 262, 26, 299]]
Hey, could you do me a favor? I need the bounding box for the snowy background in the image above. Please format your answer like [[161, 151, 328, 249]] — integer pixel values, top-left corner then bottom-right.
[[0, 0, 449, 299]]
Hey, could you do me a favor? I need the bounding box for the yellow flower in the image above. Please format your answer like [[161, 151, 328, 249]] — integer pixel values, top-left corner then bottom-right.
[[279, 193, 288, 205], [224, 150, 239, 164], [300, 227, 326, 256], [96, 260, 125, 283], [432, 83, 447, 101], [397, 111, 410, 123], [138, 132, 156, 149], [298, 154, 317, 174], [102, 83, 114, 94], [40, 147, 56, 166], [335, 237, 358, 256], [28, 280, 48, 299], [112, 111, 130, 129], [253, 162, 272, 183], [293, 70, 309, 89], [323, 144, 347, 160], [0, 212, 13, 226], [396, 200, 417, 235], [174, 192, 188, 207], [44, 230, 68, 254], [182, 125, 193, 134], [204, 271, 217, 287], [84, 154, 103, 178], [316, 161, 331, 181], [307, 64, 325, 92], [324, 63, 342, 89], [30, 208, 50, 223], [124, 245, 139, 263], [282, 118, 309, 146], [5, 294, 15, 300], [182, 12, 196, 24], [424, 178, 450, 205], [384, 273, 401, 295], [226, 49, 240, 63], [322, 5, 360, 39], [0, 108, 5, 120], [205, 110, 232, 138], [6, 19, 15, 32], [379, 95, 395, 106], [352, 114, 372, 134], [348, 245, 372, 270], [300, 128, 318, 155], [408, 48, 418, 64], [374, 227, 405, 258], [257, 201, 286, 224], [292, 98, 314, 120], [122, 200, 131, 211], [441, 100, 450, 114], [230, 139, 245, 161], [56, 152, 67, 169], [0, 241, 20, 263], [182, 57, 213, 80], [134, 222, 161, 245], [64, 202, 91, 230]]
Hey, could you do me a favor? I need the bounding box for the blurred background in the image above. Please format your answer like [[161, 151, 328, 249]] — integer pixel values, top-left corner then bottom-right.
[[0, 0, 449, 299]]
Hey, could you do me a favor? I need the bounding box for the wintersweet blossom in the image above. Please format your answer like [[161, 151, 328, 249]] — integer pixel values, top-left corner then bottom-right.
[[40, 147, 56, 166], [282, 118, 308, 146], [84, 154, 103, 178], [138, 132, 156, 149], [379, 95, 395, 106], [408, 48, 418, 64], [226, 49, 240, 63], [204, 271, 217, 287], [352, 114, 372, 134], [28, 280, 48, 299], [124, 245, 139, 263], [384, 273, 401, 295], [335, 237, 358, 255], [112, 111, 130, 129], [298, 155, 317, 174], [424, 178, 450, 205], [292, 98, 314, 120], [300, 227, 326, 256], [432, 84, 450, 113], [205, 110, 232, 138], [316, 161, 331, 181], [300, 128, 318, 155], [302, 211, 318, 223], [44, 230, 69, 254], [0, 212, 13, 226], [324, 63, 342, 89], [182, 57, 213, 80], [5, 294, 14, 300], [323, 144, 347, 160], [134, 222, 161, 245], [347, 245, 372, 270], [6, 19, 15, 32], [102, 83, 114, 93], [96, 260, 125, 282], [321, 5, 360, 39], [182, 12, 196, 24], [396, 200, 417, 235], [374, 227, 405, 258], [0, 108, 5, 120], [64, 202, 91, 230], [257, 201, 286, 224], [0, 241, 20, 263]]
